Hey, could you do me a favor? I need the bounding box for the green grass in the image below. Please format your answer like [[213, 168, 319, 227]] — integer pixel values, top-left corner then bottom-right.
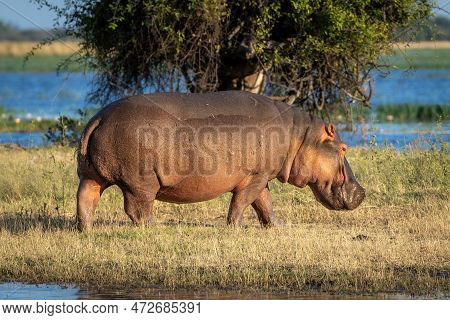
[[0, 55, 83, 73], [320, 104, 450, 124], [374, 104, 449, 122], [0, 146, 448, 295], [0, 118, 55, 132], [383, 48, 450, 69], [0, 48, 449, 73]]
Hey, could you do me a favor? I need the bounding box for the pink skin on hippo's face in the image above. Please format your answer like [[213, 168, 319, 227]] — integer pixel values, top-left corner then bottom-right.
[[289, 123, 365, 211]]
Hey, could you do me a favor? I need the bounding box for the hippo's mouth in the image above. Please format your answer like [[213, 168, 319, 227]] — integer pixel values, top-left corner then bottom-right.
[[309, 183, 346, 210]]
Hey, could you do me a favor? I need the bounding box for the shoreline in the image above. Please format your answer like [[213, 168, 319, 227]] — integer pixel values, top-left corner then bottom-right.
[[1, 43, 450, 72], [1, 281, 448, 300]]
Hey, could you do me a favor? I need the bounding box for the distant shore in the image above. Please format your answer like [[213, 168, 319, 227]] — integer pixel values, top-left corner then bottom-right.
[[0, 41, 450, 72], [0, 41, 80, 56], [1, 40, 450, 56]]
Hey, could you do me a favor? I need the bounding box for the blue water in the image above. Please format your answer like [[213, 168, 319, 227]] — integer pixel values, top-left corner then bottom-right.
[[0, 123, 447, 149], [0, 70, 449, 149], [0, 282, 439, 300], [0, 73, 94, 118], [371, 69, 450, 106], [0, 132, 47, 147], [0, 283, 79, 300], [0, 70, 449, 118], [340, 122, 449, 149]]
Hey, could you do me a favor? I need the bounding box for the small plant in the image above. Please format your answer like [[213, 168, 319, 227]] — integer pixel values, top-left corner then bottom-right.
[[45, 108, 97, 146], [45, 115, 82, 146]]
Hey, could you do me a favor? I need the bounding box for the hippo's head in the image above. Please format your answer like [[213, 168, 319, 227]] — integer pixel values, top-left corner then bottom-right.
[[279, 117, 365, 210]]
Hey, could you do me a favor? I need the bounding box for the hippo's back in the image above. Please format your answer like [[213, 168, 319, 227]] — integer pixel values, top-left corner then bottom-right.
[[98, 91, 284, 124]]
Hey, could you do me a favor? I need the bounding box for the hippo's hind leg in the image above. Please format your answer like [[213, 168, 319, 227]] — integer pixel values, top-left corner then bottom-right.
[[77, 177, 106, 231], [121, 172, 160, 226], [251, 185, 281, 227]]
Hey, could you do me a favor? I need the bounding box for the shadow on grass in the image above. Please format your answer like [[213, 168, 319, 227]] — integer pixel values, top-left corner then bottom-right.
[[0, 211, 225, 233], [0, 212, 131, 233], [162, 219, 219, 228]]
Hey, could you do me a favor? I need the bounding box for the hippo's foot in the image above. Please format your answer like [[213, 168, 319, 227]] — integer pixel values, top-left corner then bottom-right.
[[122, 186, 158, 227], [132, 216, 156, 227], [260, 216, 283, 228], [251, 186, 282, 228]]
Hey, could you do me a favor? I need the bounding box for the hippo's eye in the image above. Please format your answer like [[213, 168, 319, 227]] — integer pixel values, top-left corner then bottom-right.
[[323, 140, 340, 153]]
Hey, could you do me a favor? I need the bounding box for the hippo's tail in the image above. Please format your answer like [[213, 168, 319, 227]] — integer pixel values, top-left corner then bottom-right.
[[79, 117, 101, 158]]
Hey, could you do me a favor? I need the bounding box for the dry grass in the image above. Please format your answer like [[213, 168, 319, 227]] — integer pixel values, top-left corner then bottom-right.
[[395, 41, 450, 49], [0, 146, 448, 295], [1, 41, 449, 57], [0, 41, 79, 56]]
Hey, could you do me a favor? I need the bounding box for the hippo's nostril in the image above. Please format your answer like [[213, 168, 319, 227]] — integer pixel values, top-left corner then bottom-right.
[[355, 188, 365, 206], [344, 185, 365, 210]]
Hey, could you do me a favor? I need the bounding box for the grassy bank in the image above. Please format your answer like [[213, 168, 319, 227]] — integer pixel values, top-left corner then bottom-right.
[[0, 104, 448, 134], [0, 55, 83, 73], [383, 48, 450, 69], [0, 46, 450, 72], [0, 118, 55, 132], [0, 146, 448, 296], [0, 41, 79, 56], [322, 104, 450, 124]]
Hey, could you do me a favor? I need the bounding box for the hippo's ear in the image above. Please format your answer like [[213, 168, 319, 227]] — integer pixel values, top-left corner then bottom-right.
[[325, 123, 335, 139]]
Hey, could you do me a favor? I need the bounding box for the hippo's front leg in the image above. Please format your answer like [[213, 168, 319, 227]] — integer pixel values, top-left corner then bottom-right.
[[251, 186, 281, 227], [227, 175, 268, 227]]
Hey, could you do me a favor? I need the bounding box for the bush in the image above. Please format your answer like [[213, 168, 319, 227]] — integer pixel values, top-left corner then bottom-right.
[[45, 109, 97, 146], [35, 0, 434, 114]]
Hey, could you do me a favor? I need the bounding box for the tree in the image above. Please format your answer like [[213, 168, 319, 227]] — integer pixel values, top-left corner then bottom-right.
[[36, 0, 435, 113]]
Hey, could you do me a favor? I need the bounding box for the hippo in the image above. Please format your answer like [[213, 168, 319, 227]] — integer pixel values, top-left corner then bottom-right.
[[76, 91, 365, 231]]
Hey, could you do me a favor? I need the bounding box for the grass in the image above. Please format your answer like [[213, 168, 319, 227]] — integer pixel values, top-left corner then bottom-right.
[[0, 55, 83, 73], [320, 104, 450, 124], [0, 146, 448, 296], [0, 45, 450, 72], [0, 118, 55, 132], [0, 107, 98, 133], [0, 41, 79, 57], [0, 103, 448, 135], [383, 48, 450, 69], [374, 104, 449, 122]]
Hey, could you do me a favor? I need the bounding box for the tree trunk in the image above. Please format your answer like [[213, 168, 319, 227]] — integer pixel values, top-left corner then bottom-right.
[[218, 56, 266, 94]]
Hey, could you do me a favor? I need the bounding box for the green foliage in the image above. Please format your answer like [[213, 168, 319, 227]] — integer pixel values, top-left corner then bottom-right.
[[44, 116, 82, 147], [35, 0, 434, 109], [44, 109, 97, 146], [320, 104, 450, 123], [376, 104, 449, 122]]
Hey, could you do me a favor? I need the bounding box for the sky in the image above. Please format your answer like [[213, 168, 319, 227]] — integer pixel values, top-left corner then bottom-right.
[[0, 0, 65, 29], [0, 0, 449, 30]]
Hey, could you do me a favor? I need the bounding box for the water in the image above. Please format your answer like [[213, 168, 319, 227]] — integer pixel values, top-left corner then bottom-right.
[[371, 69, 450, 106], [0, 282, 440, 300], [0, 70, 449, 118], [0, 123, 447, 149], [0, 70, 449, 149], [0, 132, 47, 148], [0, 73, 94, 118], [339, 122, 449, 149]]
